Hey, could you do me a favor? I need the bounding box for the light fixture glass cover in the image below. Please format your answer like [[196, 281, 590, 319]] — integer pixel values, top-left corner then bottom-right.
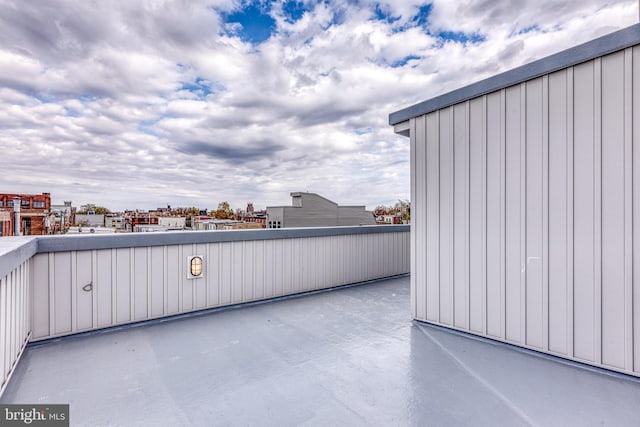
[[187, 255, 204, 278]]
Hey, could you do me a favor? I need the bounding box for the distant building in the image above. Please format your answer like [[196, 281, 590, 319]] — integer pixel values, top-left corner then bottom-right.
[[50, 201, 73, 233], [266, 192, 376, 228], [0, 192, 53, 236], [242, 203, 267, 228], [75, 214, 105, 227], [105, 214, 126, 230], [376, 214, 405, 225], [157, 217, 186, 229], [191, 217, 262, 231]]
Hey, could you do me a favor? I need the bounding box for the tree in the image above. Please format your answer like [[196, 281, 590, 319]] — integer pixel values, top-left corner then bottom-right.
[[395, 200, 410, 223], [76, 204, 111, 215], [212, 201, 234, 219]]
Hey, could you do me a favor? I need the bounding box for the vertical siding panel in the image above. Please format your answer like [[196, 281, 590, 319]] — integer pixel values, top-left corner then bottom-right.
[[178, 245, 184, 313], [254, 241, 265, 299], [53, 252, 72, 335], [220, 243, 232, 304], [601, 51, 626, 369], [111, 249, 118, 327], [295, 238, 304, 291], [377, 233, 384, 278], [525, 78, 544, 349], [1, 277, 6, 378], [481, 96, 488, 336], [439, 107, 453, 325], [453, 103, 468, 329], [163, 246, 168, 315], [3, 275, 8, 375], [306, 238, 314, 290], [31, 253, 49, 339], [48, 253, 54, 336], [633, 45, 640, 373], [115, 248, 131, 323], [133, 247, 148, 320], [594, 58, 603, 365], [321, 237, 329, 289], [414, 115, 426, 320], [323, 237, 330, 289], [548, 69, 569, 355], [283, 239, 292, 294], [311, 237, 321, 290], [166, 245, 180, 313], [426, 111, 440, 322], [301, 238, 309, 290], [96, 249, 113, 328], [623, 48, 633, 372], [469, 98, 484, 333], [500, 89, 507, 340], [129, 248, 135, 321], [181, 245, 193, 311], [465, 102, 471, 331], [264, 240, 274, 298], [573, 60, 596, 362], [334, 235, 342, 285], [91, 251, 99, 330], [147, 247, 153, 317], [3, 275, 9, 373], [206, 244, 218, 307], [486, 92, 502, 338], [567, 67, 575, 359], [194, 243, 207, 309], [542, 75, 550, 351], [245, 241, 255, 299], [151, 246, 164, 317], [520, 83, 527, 345], [274, 239, 284, 296]]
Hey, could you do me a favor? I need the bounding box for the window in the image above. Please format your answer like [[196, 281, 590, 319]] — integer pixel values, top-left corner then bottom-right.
[[33, 201, 45, 208], [0, 200, 3, 207], [7, 201, 13, 207], [21, 200, 30, 206]]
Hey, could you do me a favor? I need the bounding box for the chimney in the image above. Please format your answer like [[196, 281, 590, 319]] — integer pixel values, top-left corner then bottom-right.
[[13, 198, 21, 236]]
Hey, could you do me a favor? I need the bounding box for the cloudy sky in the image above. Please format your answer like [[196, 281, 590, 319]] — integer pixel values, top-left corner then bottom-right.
[[0, 1, 636, 212]]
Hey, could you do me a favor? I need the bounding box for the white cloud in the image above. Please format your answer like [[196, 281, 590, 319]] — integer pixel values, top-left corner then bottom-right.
[[0, 0, 636, 211]]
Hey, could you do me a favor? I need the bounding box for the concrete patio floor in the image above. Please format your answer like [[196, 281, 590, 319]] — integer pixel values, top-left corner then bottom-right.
[[2, 275, 640, 426]]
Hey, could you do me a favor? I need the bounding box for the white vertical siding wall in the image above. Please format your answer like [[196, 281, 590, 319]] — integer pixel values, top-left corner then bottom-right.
[[30, 230, 409, 341], [0, 258, 30, 396], [408, 46, 639, 376]]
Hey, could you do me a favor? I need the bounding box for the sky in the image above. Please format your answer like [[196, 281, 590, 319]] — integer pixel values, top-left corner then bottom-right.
[[0, 0, 637, 212]]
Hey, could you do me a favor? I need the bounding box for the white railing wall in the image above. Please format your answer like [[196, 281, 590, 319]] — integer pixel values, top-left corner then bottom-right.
[[0, 240, 34, 397], [30, 226, 409, 341]]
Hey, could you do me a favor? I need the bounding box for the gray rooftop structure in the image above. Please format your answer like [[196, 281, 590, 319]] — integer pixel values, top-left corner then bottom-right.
[[2, 276, 640, 426]]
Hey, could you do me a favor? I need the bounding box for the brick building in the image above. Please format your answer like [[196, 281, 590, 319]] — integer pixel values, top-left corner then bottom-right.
[[0, 193, 52, 236]]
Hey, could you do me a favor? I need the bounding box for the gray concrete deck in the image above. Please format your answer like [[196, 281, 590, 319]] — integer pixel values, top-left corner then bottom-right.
[[2, 276, 640, 426]]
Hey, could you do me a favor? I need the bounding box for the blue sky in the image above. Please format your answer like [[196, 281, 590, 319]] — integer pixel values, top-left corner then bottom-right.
[[0, 0, 636, 211]]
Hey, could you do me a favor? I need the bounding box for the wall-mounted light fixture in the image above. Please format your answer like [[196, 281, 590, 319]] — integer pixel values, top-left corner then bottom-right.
[[187, 255, 204, 279]]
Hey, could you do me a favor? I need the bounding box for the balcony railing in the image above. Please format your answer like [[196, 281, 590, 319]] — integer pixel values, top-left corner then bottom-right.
[[0, 225, 409, 396]]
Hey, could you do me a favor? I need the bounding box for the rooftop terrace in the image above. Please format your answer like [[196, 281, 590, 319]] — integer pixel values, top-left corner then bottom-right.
[[2, 275, 640, 426]]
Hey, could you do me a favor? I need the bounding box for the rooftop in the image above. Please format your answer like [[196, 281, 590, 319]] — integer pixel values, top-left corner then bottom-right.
[[2, 275, 639, 426]]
